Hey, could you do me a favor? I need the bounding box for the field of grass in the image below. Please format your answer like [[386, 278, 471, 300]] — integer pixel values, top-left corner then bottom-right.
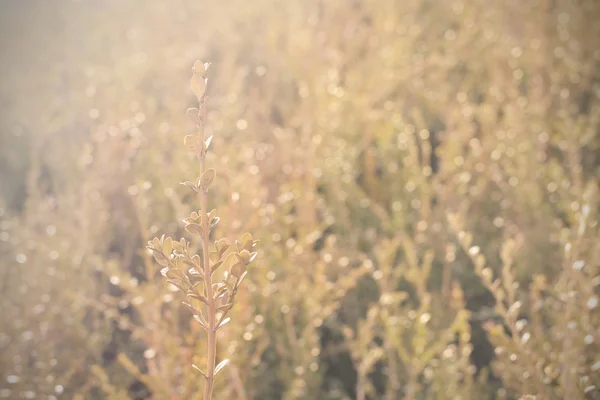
[[1, 0, 599, 399]]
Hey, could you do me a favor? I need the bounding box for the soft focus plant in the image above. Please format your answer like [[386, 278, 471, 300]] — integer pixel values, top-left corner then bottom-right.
[[146, 61, 259, 399]]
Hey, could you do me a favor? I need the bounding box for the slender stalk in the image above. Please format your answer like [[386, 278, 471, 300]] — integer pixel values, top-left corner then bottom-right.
[[149, 61, 258, 399], [196, 96, 216, 400], [202, 200, 216, 400]]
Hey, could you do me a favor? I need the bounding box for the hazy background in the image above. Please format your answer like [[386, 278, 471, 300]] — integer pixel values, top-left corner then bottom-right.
[[1, 0, 599, 399]]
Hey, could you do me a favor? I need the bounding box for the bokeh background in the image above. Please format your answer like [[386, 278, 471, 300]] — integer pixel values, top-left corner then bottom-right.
[[1, 0, 599, 399]]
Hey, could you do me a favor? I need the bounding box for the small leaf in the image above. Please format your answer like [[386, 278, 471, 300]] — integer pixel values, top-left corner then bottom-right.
[[172, 240, 183, 253], [214, 282, 227, 294], [217, 303, 233, 312], [222, 252, 236, 267], [241, 234, 259, 251], [193, 60, 207, 76], [215, 238, 231, 255], [184, 134, 202, 152], [193, 314, 208, 329], [152, 251, 169, 266], [236, 250, 251, 263], [240, 233, 253, 247], [211, 260, 224, 274], [215, 289, 229, 301], [235, 271, 248, 288], [214, 359, 229, 376], [166, 268, 185, 280], [183, 211, 200, 224], [191, 280, 203, 288], [188, 267, 203, 278], [174, 257, 186, 270], [187, 107, 201, 125], [190, 74, 207, 98], [248, 252, 258, 263], [163, 237, 173, 255], [167, 279, 187, 293], [188, 292, 209, 305], [185, 223, 203, 236], [208, 209, 217, 221], [191, 254, 202, 268], [210, 217, 220, 228], [192, 364, 207, 379], [230, 261, 246, 278], [217, 317, 231, 331], [204, 135, 213, 150], [182, 301, 201, 315], [199, 169, 216, 190], [180, 181, 198, 192], [222, 277, 235, 293]]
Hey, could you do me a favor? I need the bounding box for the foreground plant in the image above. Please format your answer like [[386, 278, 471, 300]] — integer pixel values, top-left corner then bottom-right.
[[147, 61, 258, 399]]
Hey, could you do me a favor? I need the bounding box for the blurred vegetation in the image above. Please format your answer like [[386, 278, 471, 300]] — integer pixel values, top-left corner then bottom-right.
[[1, 0, 599, 399]]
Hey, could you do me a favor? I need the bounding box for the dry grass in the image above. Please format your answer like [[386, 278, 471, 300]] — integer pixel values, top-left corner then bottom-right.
[[0, 0, 599, 399]]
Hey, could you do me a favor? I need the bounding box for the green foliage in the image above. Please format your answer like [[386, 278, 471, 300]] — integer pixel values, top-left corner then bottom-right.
[[1, 0, 599, 399]]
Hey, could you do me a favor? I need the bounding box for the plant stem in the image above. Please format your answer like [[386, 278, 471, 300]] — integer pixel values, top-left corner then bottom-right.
[[198, 100, 216, 400], [202, 194, 216, 400]]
